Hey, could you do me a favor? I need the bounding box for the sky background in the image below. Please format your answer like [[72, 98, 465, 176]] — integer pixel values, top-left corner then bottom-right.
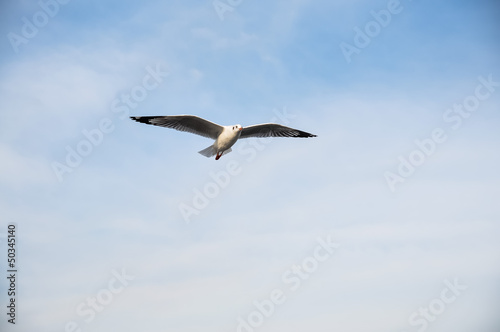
[[0, 0, 499, 331]]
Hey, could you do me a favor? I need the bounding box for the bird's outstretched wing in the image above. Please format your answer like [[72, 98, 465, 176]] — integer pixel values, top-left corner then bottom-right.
[[240, 124, 317, 139], [130, 115, 224, 140]]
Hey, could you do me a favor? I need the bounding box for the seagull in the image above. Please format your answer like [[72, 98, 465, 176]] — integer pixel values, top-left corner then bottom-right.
[[130, 115, 317, 160]]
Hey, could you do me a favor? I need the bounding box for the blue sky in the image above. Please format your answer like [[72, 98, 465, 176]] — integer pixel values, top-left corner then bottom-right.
[[0, 0, 499, 331]]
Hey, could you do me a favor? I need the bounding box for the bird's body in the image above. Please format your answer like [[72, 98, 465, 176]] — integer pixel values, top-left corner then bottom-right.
[[199, 124, 243, 160], [130, 115, 316, 160]]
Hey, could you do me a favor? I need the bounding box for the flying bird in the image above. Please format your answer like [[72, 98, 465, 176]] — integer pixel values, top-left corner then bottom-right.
[[130, 115, 317, 160]]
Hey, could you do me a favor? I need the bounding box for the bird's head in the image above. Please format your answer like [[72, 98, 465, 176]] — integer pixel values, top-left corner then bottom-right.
[[232, 125, 243, 132]]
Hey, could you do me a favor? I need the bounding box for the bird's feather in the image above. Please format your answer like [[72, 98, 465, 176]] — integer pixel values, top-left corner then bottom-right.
[[130, 115, 223, 140], [240, 124, 317, 138]]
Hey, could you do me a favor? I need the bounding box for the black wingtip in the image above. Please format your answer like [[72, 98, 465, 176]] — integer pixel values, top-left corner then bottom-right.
[[130, 116, 154, 124], [298, 131, 317, 138]]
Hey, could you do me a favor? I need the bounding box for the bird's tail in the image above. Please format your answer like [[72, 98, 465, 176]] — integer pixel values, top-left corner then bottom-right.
[[198, 145, 216, 158], [198, 145, 233, 158]]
